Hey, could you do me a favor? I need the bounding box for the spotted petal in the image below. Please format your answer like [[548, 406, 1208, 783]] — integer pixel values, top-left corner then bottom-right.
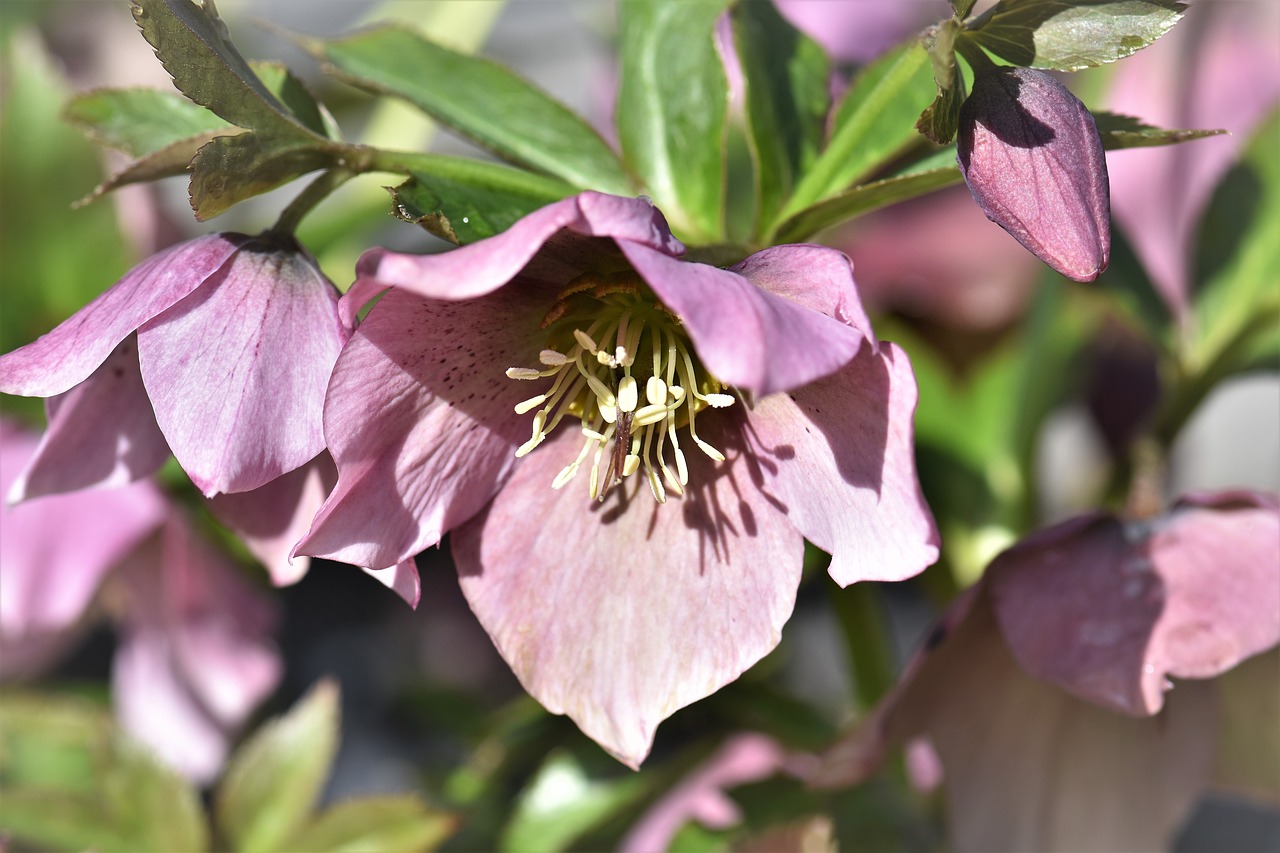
[[453, 424, 803, 768]]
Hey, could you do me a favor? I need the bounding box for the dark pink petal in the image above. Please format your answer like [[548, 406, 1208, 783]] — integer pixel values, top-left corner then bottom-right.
[[990, 493, 1280, 716], [958, 67, 1111, 282], [296, 287, 547, 569], [454, 423, 804, 768], [350, 192, 683, 314], [207, 454, 339, 586], [0, 420, 166, 654], [0, 235, 243, 397], [8, 337, 169, 502], [620, 242, 867, 396], [137, 242, 346, 496], [740, 343, 939, 586]]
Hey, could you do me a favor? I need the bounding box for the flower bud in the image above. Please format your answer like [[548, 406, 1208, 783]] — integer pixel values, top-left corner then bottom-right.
[[958, 66, 1111, 282]]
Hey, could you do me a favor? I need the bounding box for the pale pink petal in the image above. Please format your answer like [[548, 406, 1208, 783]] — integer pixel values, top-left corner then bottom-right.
[[454, 423, 804, 768], [620, 242, 867, 396], [8, 337, 169, 502], [0, 235, 242, 396], [137, 241, 346, 497], [620, 733, 789, 853], [296, 287, 547, 569], [729, 244, 877, 351], [0, 421, 166, 643], [361, 559, 421, 609], [775, 1, 938, 64], [207, 454, 338, 586], [350, 192, 683, 315], [990, 493, 1280, 716], [741, 342, 939, 586]]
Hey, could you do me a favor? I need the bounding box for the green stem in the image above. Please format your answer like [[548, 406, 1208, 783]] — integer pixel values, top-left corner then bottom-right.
[[269, 168, 356, 236], [827, 582, 898, 712]]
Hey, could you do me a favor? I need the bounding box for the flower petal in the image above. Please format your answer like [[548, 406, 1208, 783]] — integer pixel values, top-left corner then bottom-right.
[[362, 559, 422, 609], [740, 342, 939, 585], [348, 192, 683, 317], [620, 242, 867, 396], [990, 492, 1280, 716], [207, 454, 339, 586], [453, 424, 804, 768], [0, 235, 242, 397], [296, 287, 547, 569], [8, 337, 170, 502], [137, 243, 345, 496]]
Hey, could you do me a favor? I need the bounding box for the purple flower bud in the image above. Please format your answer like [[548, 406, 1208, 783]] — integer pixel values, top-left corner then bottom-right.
[[958, 66, 1111, 282]]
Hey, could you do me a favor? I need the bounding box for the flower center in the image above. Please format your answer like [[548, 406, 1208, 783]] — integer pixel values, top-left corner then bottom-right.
[[505, 271, 734, 503]]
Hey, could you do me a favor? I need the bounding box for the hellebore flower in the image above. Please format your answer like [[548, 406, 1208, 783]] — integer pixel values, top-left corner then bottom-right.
[[296, 192, 939, 766], [0, 232, 348, 499], [958, 66, 1111, 282], [814, 491, 1280, 851], [0, 419, 282, 783]]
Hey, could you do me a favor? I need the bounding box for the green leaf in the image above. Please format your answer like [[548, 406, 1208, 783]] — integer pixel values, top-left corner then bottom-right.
[[731, 0, 830, 234], [1092, 111, 1226, 150], [390, 164, 575, 245], [0, 692, 111, 792], [317, 26, 630, 195], [917, 20, 967, 145], [951, 0, 980, 18], [499, 752, 647, 853], [0, 788, 137, 852], [63, 86, 231, 157], [188, 131, 339, 220], [1189, 109, 1280, 375], [131, 0, 318, 137], [251, 61, 340, 140], [969, 0, 1186, 71], [781, 40, 937, 222], [617, 0, 731, 242], [773, 166, 963, 244], [102, 736, 210, 852], [215, 680, 340, 853], [286, 795, 456, 853]]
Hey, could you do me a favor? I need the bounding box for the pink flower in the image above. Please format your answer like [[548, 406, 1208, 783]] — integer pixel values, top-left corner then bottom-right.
[[0, 419, 282, 783], [958, 66, 1111, 282], [295, 192, 939, 766], [0, 232, 348, 499], [814, 491, 1280, 850]]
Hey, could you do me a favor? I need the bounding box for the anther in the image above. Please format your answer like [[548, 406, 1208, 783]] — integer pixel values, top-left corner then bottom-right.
[[573, 329, 598, 353], [646, 376, 667, 406], [506, 367, 545, 380], [514, 395, 546, 414], [617, 376, 639, 413], [540, 349, 570, 366]]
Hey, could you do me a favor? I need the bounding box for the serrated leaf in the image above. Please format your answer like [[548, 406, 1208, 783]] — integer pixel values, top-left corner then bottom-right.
[[63, 86, 232, 157], [618, 0, 731, 242], [781, 40, 937, 223], [969, 0, 1186, 71], [285, 795, 456, 853], [773, 166, 964, 244], [188, 131, 339, 219], [1189, 109, 1280, 375], [499, 752, 647, 853], [215, 679, 340, 853], [317, 25, 629, 195], [251, 61, 340, 140], [131, 0, 317, 138], [78, 128, 239, 207], [1092, 111, 1225, 150], [731, 0, 830, 233], [390, 163, 574, 245]]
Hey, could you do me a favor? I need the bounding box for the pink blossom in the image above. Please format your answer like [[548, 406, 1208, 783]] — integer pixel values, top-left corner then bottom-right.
[[814, 491, 1279, 850], [295, 192, 939, 767], [0, 232, 348, 499]]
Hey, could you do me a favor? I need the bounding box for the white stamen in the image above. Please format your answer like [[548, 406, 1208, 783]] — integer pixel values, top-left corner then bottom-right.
[[617, 376, 639, 412], [514, 395, 546, 414], [668, 385, 686, 404], [646, 376, 667, 406], [704, 393, 735, 408], [516, 433, 544, 457], [584, 374, 616, 406], [647, 468, 666, 503], [552, 462, 579, 489], [622, 454, 640, 478], [573, 329, 598, 353], [631, 404, 669, 427], [693, 435, 725, 462], [582, 427, 607, 442], [506, 367, 544, 380], [540, 349, 570, 366], [662, 465, 684, 496], [675, 447, 689, 484]]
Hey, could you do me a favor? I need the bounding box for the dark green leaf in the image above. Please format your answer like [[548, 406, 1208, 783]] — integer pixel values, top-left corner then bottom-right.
[[390, 164, 574, 245], [214, 680, 340, 853], [1190, 109, 1280, 373], [79, 128, 236, 206], [951, 0, 980, 18], [1093, 111, 1226, 150], [773, 166, 963, 244], [731, 1, 830, 233], [781, 40, 937, 221], [1100, 219, 1174, 345], [188, 132, 340, 219], [618, 0, 731, 242], [500, 752, 648, 853], [286, 795, 456, 853], [317, 26, 630, 194], [969, 0, 1186, 71], [63, 86, 231, 156], [251, 61, 340, 140], [131, 0, 317, 137]]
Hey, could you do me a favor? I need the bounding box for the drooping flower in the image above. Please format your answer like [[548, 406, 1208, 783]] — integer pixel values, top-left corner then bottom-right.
[[0, 418, 282, 783], [0, 231, 348, 499], [814, 491, 1280, 850], [295, 192, 939, 766], [958, 66, 1111, 282]]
